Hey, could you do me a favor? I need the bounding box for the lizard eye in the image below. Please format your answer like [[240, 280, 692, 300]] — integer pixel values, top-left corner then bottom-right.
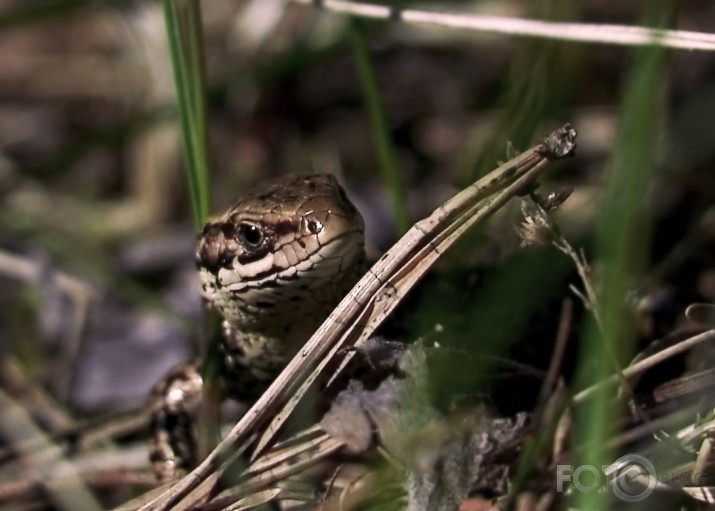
[[237, 223, 264, 248]]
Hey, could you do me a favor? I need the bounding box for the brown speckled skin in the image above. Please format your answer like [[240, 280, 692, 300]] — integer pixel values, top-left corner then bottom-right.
[[150, 174, 366, 480]]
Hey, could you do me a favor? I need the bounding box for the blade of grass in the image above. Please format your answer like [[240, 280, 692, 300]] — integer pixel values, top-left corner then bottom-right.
[[572, 3, 675, 509], [349, 19, 410, 236], [162, 0, 219, 462], [183, 0, 211, 215], [162, 0, 211, 226]]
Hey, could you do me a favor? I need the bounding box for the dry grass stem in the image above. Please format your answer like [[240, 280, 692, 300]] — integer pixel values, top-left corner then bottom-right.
[[574, 329, 715, 403], [292, 0, 715, 51]]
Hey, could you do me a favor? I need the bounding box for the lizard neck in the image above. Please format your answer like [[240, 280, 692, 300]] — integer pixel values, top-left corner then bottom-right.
[[218, 253, 366, 399]]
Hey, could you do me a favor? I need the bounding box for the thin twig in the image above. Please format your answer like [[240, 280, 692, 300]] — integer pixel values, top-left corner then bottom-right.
[[201, 432, 345, 511], [292, 0, 715, 52], [534, 298, 573, 425], [574, 329, 715, 403], [521, 193, 648, 422]]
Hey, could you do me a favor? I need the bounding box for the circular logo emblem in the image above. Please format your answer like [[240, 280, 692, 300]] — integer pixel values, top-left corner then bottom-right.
[[608, 454, 657, 502]]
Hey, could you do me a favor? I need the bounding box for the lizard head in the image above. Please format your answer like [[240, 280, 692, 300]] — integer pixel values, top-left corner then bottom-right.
[[196, 174, 366, 334]]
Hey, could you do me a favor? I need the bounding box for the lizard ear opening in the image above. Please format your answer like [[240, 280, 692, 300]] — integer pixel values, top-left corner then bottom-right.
[[306, 219, 323, 235]]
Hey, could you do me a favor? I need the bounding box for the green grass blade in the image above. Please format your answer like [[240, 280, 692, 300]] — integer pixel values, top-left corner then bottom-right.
[[162, 0, 211, 226], [162, 0, 219, 460], [572, 3, 675, 508], [349, 19, 410, 236]]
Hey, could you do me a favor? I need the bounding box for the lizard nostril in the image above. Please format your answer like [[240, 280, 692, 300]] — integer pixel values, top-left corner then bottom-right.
[[197, 224, 226, 273], [198, 242, 221, 273]]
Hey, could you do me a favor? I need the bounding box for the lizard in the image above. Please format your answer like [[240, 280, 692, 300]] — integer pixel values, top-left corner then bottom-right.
[[149, 173, 367, 481]]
